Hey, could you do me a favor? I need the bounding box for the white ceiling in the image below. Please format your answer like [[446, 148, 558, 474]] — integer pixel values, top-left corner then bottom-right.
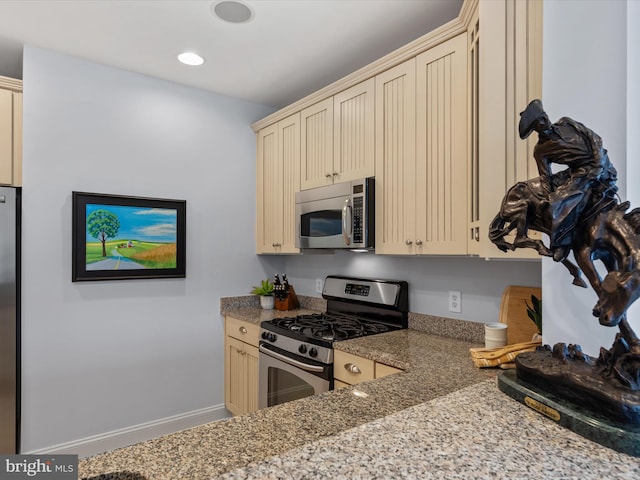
[[0, 0, 462, 108]]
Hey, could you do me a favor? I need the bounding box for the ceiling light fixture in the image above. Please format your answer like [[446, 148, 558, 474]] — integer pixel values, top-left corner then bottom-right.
[[212, 0, 254, 24], [177, 52, 205, 66]]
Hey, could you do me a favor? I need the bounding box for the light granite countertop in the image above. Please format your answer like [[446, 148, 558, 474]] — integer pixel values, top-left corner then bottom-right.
[[78, 298, 640, 479]]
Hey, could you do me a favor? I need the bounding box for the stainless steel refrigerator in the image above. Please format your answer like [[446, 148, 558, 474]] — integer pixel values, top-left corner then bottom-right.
[[0, 186, 20, 453]]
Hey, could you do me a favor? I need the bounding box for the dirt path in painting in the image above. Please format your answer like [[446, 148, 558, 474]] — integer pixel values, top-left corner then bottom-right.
[[86, 249, 146, 270]]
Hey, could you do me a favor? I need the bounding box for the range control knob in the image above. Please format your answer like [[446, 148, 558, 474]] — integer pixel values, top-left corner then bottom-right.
[[261, 331, 269, 340], [298, 344, 307, 354], [308, 347, 318, 358], [267, 333, 277, 342]]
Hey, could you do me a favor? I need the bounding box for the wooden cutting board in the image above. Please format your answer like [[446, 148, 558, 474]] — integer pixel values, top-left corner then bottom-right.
[[499, 286, 541, 345]]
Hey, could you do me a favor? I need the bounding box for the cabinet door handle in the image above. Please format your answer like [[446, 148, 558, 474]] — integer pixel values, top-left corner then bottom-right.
[[474, 228, 480, 241], [344, 363, 361, 374], [416, 240, 423, 246], [272, 242, 281, 247], [405, 240, 413, 246], [325, 173, 332, 178], [332, 172, 338, 176], [239, 326, 247, 334]]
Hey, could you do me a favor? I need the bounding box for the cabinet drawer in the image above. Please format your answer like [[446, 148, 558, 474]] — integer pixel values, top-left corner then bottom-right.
[[225, 316, 260, 347], [375, 363, 403, 378], [334, 350, 374, 385]]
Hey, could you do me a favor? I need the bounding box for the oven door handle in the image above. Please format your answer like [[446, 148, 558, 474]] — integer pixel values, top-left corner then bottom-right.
[[259, 345, 325, 373]]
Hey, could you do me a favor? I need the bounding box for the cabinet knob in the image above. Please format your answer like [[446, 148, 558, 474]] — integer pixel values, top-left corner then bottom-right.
[[344, 363, 361, 374], [239, 326, 247, 334], [332, 172, 338, 177], [416, 240, 423, 246], [405, 240, 413, 246], [474, 228, 480, 241], [325, 173, 332, 178]]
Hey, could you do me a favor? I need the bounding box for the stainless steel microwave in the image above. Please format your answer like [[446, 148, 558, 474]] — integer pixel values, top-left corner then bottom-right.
[[295, 177, 375, 250]]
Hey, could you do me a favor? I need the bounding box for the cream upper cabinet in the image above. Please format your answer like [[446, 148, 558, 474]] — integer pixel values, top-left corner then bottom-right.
[[469, 0, 543, 259], [300, 97, 333, 190], [301, 79, 375, 190], [376, 33, 468, 255], [415, 32, 468, 255], [0, 77, 22, 187], [256, 113, 300, 254], [333, 78, 375, 184], [375, 59, 417, 254]]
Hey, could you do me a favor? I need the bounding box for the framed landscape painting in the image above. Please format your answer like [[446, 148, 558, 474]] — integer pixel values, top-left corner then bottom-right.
[[72, 192, 186, 281]]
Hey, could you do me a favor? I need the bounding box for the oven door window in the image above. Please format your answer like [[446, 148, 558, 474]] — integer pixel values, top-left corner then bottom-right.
[[300, 210, 342, 237], [266, 367, 315, 407]]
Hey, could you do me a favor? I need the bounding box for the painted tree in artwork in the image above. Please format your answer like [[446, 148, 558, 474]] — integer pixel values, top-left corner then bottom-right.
[[87, 209, 120, 257]]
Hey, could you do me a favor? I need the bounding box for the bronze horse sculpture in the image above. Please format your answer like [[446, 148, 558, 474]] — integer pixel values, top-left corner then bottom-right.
[[489, 99, 640, 393]]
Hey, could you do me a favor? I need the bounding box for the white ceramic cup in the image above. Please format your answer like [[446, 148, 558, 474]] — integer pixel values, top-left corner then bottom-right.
[[485, 322, 508, 348]]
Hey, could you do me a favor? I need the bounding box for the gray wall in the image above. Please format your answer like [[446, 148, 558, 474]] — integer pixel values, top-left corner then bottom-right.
[[20, 46, 282, 452], [285, 253, 540, 324]]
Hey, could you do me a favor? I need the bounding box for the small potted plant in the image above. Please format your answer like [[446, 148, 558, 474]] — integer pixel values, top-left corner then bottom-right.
[[525, 294, 542, 342], [251, 278, 275, 310]]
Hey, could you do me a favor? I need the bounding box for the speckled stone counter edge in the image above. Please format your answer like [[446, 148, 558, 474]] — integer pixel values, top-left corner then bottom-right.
[[221, 295, 485, 344]]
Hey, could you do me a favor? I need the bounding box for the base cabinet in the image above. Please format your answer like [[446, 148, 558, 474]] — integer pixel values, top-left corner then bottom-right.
[[333, 350, 402, 389], [224, 316, 260, 416]]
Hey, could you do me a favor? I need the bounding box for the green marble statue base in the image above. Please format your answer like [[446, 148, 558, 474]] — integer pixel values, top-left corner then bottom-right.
[[498, 369, 640, 457]]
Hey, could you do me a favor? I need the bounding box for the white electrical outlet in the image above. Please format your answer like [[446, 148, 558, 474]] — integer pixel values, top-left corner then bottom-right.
[[449, 291, 461, 313], [316, 278, 324, 294]]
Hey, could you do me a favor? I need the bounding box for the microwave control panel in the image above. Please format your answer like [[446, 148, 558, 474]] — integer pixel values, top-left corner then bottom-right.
[[353, 196, 363, 244]]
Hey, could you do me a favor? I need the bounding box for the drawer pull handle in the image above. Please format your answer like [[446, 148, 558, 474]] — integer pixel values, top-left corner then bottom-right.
[[344, 363, 361, 374], [239, 326, 248, 334]]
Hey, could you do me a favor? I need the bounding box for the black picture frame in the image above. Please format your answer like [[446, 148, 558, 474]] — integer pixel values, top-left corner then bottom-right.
[[72, 192, 186, 282]]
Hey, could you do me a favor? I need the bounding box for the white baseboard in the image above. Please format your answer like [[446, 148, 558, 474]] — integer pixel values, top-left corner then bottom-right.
[[24, 404, 231, 458]]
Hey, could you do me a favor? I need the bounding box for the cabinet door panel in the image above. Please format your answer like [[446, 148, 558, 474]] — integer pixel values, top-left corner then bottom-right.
[[0, 89, 12, 185], [225, 336, 247, 416], [256, 113, 300, 254], [374, 60, 417, 254], [244, 343, 259, 414], [334, 78, 375, 183], [416, 33, 468, 254], [12, 92, 21, 186], [301, 98, 333, 190], [256, 124, 280, 253], [279, 113, 301, 253]]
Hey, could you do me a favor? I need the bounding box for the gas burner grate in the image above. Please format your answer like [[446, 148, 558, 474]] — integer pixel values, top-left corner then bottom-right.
[[269, 312, 392, 342]]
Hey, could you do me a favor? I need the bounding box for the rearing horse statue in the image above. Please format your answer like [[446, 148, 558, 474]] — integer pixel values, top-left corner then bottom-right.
[[489, 99, 640, 390]]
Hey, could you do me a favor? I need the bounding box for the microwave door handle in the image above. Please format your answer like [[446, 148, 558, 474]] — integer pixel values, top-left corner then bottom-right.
[[342, 198, 352, 246]]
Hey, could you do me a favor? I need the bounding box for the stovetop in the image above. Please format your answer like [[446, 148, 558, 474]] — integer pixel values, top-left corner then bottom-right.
[[259, 276, 409, 365], [267, 312, 400, 343]]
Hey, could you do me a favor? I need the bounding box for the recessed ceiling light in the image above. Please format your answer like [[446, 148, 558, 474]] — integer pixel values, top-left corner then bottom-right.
[[177, 52, 205, 66], [212, 0, 254, 24]]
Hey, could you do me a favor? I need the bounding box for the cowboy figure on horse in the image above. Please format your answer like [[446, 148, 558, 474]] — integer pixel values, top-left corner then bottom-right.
[[518, 99, 618, 262]]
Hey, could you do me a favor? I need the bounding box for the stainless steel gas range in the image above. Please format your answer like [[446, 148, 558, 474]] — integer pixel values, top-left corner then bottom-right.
[[258, 275, 408, 409]]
